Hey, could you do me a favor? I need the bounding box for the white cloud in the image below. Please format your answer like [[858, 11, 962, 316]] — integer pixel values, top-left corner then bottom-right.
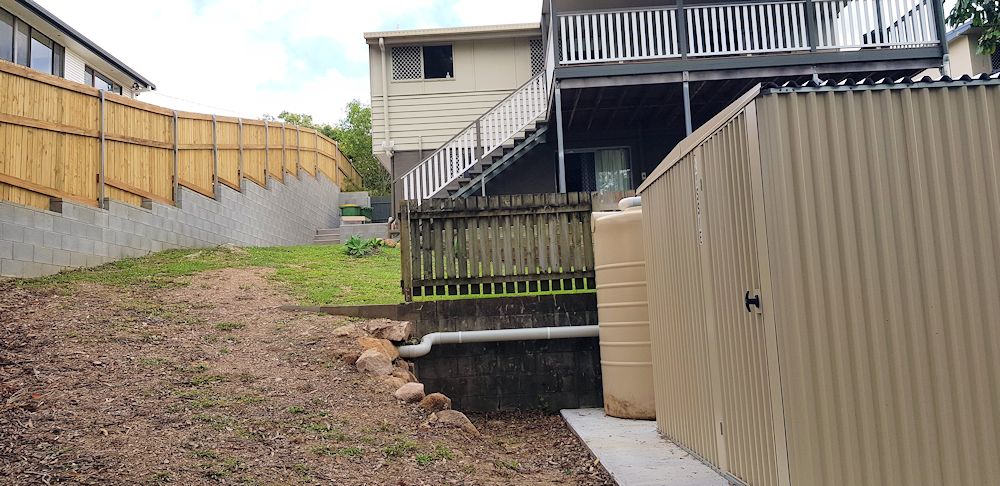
[[452, 0, 543, 26], [35, 0, 481, 124]]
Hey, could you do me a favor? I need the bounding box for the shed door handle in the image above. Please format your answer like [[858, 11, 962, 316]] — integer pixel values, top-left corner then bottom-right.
[[744, 291, 761, 313]]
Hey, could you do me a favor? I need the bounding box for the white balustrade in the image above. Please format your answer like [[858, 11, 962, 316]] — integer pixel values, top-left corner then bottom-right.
[[687, 1, 810, 56], [560, 7, 681, 64], [557, 0, 939, 64], [401, 73, 548, 202]]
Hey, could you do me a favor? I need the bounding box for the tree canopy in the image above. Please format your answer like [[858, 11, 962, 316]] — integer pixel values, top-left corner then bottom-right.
[[268, 101, 390, 196], [948, 0, 1000, 55]]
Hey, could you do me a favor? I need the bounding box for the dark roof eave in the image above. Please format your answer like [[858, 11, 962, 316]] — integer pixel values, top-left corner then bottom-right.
[[15, 0, 156, 90]]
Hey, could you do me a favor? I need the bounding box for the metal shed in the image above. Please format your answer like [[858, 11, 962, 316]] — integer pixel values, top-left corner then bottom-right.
[[637, 75, 1000, 486]]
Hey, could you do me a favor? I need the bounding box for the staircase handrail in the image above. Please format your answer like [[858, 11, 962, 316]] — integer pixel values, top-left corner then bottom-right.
[[399, 72, 548, 202]]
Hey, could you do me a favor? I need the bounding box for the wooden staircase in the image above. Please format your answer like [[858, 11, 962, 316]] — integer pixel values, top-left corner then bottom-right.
[[399, 73, 549, 202], [446, 122, 548, 198]]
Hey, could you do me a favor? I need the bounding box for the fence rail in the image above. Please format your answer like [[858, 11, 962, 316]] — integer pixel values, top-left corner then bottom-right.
[[400, 193, 596, 300], [557, 0, 939, 64], [0, 60, 362, 211]]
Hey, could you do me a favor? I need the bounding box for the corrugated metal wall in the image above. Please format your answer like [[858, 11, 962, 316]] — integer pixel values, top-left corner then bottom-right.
[[642, 153, 721, 468], [757, 83, 1000, 486], [641, 79, 1000, 486], [698, 111, 781, 486]]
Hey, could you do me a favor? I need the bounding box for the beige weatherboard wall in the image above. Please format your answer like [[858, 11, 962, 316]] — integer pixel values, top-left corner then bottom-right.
[[365, 23, 542, 170], [639, 75, 1000, 486]]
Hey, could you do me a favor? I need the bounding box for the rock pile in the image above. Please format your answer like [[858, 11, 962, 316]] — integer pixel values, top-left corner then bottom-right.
[[348, 319, 479, 437]]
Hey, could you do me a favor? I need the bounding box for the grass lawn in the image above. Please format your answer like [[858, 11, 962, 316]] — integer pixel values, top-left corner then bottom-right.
[[20, 245, 404, 306], [19, 244, 595, 306]]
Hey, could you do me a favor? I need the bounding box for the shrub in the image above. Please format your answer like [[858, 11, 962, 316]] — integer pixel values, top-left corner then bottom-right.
[[343, 235, 383, 257]]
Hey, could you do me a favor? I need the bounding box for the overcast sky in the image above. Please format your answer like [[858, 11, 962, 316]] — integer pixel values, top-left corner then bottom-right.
[[38, 0, 542, 124]]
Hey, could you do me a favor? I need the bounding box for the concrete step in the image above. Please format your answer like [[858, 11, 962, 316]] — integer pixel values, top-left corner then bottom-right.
[[312, 238, 341, 245], [315, 228, 340, 236]]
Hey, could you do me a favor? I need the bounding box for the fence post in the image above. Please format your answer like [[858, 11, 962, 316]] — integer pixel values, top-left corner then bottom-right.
[[400, 200, 413, 302], [98, 90, 106, 208], [677, 0, 688, 59], [281, 122, 287, 178], [296, 125, 302, 177], [335, 141, 342, 186], [238, 118, 244, 187], [315, 130, 320, 177], [172, 110, 179, 202], [263, 120, 269, 183], [211, 114, 219, 196]]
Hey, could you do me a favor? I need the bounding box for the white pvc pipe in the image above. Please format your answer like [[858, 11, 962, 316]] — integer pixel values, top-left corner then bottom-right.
[[397, 325, 600, 358], [618, 196, 642, 211]]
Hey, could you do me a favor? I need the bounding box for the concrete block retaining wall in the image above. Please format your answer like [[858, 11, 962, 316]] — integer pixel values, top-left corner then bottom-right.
[[307, 294, 603, 413], [0, 171, 344, 278]]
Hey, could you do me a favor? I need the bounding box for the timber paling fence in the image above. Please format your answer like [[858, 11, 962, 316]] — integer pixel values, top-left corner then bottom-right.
[[400, 193, 596, 300], [0, 60, 362, 212]]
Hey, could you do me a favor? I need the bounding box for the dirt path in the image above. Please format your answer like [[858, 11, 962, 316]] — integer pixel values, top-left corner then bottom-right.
[[1, 267, 612, 485]]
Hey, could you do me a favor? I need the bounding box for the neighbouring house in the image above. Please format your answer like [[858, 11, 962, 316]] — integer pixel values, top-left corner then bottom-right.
[[920, 20, 1000, 78], [368, 0, 950, 212], [1, 0, 154, 97]]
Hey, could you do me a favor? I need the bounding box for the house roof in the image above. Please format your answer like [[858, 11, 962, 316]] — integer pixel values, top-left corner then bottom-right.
[[12, 0, 155, 90], [946, 20, 978, 43], [364, 22, 540, 44]]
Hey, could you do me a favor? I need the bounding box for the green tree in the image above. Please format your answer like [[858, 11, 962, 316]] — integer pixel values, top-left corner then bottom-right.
[[268, 103, 390, 196], [949, 0, 1000, 55], [331, 101, 391, 196]]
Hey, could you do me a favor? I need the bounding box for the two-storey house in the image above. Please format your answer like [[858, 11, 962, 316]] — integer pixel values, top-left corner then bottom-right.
[[368, 0, 948, 211], [1, 0, 154, 97]]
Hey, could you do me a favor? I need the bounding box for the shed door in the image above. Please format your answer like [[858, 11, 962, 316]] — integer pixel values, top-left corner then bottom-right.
[[695, 106, 787, 486]]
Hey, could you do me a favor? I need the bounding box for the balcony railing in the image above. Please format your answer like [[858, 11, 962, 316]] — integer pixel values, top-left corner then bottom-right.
[[557, 0, 940, 65]]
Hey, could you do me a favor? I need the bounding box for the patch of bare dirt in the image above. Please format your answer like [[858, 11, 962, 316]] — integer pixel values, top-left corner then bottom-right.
[[1, 268, 612, 485]]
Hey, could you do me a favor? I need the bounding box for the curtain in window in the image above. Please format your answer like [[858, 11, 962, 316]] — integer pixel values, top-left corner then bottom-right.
[[594, 149, 630, 193]]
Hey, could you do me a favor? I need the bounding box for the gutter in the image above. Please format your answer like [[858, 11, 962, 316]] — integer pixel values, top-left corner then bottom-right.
[[397, 325, 599, 359], [15, 0, 156, 90]]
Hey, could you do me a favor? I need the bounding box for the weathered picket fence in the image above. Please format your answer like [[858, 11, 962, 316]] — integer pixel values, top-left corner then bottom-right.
[[399, 193, 596, 300]]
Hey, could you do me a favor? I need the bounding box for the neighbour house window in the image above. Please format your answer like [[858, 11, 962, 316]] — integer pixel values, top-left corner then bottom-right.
[[391, 45, 453, 81], [1, 8, 65, 77], [30, 30, 53, 74], [85, 66, 123, 95], [14, 18, 27, 65], [992, 49, 1000, 75], [530, 38, 544, 76], [0, 9, 12, 62]]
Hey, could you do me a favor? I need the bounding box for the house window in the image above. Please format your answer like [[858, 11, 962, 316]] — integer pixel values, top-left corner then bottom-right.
[[391, 45, 454, 81], [0, 9, 13, 62], [992, 49, 1000, 75], [29, 30, 53, 74], [85, 66, 123, 95], [422, 45, 453, 79], [530, 38, 544, 76], [564, 148, 632, 193], [1, 7, 65, 77]]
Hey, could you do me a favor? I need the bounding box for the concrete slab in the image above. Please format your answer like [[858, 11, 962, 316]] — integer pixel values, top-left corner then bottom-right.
[[562, 408, 728, 486]]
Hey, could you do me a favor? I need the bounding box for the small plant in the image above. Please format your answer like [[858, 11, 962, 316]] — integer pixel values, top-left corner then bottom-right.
[[415, 453, 434, 466], [383, 438, 418, 457], [286, 405, 307, 415], [337, 446, 363, 457], [343, 235, 383, 257], [214, 322, 244, 332]]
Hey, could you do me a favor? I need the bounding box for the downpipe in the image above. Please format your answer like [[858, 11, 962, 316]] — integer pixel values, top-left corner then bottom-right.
[[397, 325, 600, 359]]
